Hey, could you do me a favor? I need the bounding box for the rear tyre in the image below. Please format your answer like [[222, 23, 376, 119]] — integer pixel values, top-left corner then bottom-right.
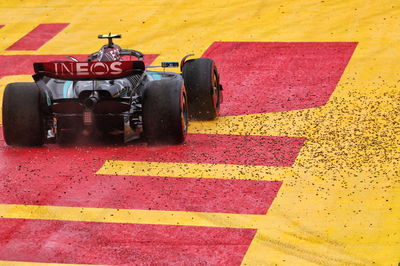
[[182, 58, 221, 120], [142, 79, 188, 145], [2, 82, 45, 146]]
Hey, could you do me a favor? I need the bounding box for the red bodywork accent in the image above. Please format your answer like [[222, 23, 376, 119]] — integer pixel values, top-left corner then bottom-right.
[[34, 60, 145, 80]]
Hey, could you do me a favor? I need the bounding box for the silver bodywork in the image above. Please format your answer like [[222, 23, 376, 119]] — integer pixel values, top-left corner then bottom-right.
[[42, 71, 181, 142]]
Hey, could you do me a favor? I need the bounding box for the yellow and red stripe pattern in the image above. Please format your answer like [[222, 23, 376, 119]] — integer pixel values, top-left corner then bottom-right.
[[0, 0, 399, 265]]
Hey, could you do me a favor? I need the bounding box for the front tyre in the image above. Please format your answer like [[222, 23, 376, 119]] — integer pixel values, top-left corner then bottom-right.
[[142, 79, 188, 145], [182, 58, 221, 120], [2, 82, 45, 146]]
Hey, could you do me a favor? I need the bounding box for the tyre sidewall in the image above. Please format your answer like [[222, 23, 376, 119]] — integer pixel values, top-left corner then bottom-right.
[[2, 82, 45, 146], [182, 58, 220, 120], [142, 78, 187, 145]]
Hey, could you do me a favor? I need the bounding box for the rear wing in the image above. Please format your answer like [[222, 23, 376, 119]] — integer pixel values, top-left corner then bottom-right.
[[33, 60, 145, 81]]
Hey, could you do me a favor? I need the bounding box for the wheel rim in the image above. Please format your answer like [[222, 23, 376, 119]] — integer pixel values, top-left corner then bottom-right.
[[211, 70, 220, 113], [180, 91, 188, 135]]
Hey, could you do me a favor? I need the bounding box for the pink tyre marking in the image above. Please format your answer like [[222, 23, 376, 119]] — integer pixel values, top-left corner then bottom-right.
[[6, 23, 69, 51], [202, 42, 357, 115], [0, 219, 255, 265]]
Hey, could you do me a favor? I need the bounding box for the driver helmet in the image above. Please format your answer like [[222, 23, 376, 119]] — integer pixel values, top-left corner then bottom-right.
[[98, 44, 122, 61]]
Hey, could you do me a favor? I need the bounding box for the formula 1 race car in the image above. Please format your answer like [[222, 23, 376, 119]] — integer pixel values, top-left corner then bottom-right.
[[2, 34, 223, 146]]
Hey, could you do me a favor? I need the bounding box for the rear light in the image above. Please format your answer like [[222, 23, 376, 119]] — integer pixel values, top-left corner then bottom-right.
[[83, 110, 93, 125]]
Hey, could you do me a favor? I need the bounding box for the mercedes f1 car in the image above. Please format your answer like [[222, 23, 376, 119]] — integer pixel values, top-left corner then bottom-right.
[[2, 34, 223, 146]]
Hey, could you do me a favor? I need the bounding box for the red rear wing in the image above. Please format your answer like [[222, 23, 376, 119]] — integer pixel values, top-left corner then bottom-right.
[[33, 61, 145, 80]]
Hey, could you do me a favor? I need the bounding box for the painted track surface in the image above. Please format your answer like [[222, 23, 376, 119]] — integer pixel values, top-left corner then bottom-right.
[[0, 1, 399, 265]]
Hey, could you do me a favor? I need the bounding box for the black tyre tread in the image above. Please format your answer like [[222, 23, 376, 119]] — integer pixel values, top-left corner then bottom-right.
[[142, 79, 186, 145], [182, 58, 219, 120], [2, 82, 45, 146]]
